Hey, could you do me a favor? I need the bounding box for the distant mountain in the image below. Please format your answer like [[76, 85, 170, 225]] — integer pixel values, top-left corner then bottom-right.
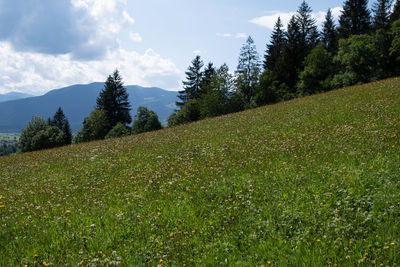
[[0, 92, 33, 103], [0, 83, 178, 132]]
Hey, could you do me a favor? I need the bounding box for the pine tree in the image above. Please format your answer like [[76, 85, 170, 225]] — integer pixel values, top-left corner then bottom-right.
[[390, 0, 400, 22], [52, 107, 66, 130], [373, 0, 393, 30], [339, 0, 371, 38], [296, 1, 319, 51], [62, 119, 72, 145], [264, 17, 287, 71], [322, 9, 339, 53], [176, 56, 204, 108], [280, 15, 303, 91], [201, 62, 217, 94], [96, 69, 131, 128], [236, 36, 260, 105]]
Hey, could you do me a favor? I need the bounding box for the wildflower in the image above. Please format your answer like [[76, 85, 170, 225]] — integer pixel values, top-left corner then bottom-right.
[[391, 242, 395, 246], [66, 210, 71, 213], [170, 233, 174, 237], [316, 239, 321, 242], [34, 254, 39, 257], [0, 205, 4, 208], [160, 259, 163, 263], [43, 262, 48, 266], [267, 261, 271, 264]]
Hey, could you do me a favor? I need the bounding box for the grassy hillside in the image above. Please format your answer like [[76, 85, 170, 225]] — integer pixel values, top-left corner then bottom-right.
[[1, 78, 399, 266]]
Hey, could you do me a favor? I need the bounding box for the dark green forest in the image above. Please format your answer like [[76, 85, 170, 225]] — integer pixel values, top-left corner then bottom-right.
[[170, 0, 400, 125]]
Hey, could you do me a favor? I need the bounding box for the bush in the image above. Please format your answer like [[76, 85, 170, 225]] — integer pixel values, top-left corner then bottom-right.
[[131, 107, 162, 134], [74, 109, 110, 143], [105, 123, 130, 139]]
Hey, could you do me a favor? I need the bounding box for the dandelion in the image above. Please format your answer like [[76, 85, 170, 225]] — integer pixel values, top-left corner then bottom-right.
[[391, 242, 395, 246], [159, 259, 163, 263], [267, 261, 271, 265], [316, 239, 321, 242], [65, 210, 71, 213]]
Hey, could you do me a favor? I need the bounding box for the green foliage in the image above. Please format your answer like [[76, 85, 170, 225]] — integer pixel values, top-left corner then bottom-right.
[[322, 9, 338, 53], [168, 99, 201, 126], [372, 0, 394, 30], [131, 107, 162, 134], [75, 109, 110, 143], [339, 0, 371, 38], [236, 36, 260, 105], [62, 120, 73, 145], [177, 56, 204, 108], [390, 19, 400, 72], [51, 107, 66, 130], [391, 0, 400, 22], [18, 116, 48, 152], [18, 116, 66, 153], [0, 143, 17, 156], [264, 17, 286, 71], [333, 35, 379, 87], [96, 69, 132, 129], [105, 123, 130, 139], [298, 43, 335, 94], [1, 78, 399, 265]]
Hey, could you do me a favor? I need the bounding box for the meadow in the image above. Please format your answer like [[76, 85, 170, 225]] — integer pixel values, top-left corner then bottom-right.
[[0, 78, 399, 266]]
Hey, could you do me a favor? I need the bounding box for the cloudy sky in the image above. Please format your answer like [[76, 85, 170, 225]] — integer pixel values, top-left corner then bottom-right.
[[0, 0, 369, 95]]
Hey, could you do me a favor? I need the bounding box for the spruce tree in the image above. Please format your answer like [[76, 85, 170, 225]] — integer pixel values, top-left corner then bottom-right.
[[96, 69, 132, 128], [339, 0, 371, 38], [52, 107, 66, 130], [296, 1, 319, 51], [176, 56, 204, 108], [280, 15, 303, 91], [236, 36, 260, 105], [264, 17, 287, 71], [322, 9, 339, 53], [201, 62, 217, 94], [372, 0, 393, 30], [390, 0, 400, 22], [62, 119, 72, 145]]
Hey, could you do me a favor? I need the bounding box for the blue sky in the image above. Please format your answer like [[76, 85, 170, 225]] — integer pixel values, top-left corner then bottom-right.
[[0, 0, 374, 95]]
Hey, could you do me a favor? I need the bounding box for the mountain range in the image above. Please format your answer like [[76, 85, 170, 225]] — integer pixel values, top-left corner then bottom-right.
[[0, 83, 178, 132], [0, 92, 33, 103]]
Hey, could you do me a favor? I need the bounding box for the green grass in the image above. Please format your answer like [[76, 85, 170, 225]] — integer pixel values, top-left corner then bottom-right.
[[1, 78, 399, 266]]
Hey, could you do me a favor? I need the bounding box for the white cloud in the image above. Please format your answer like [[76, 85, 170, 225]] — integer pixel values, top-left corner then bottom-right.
[[129, 32, 143, 43], [123, 10, 135, 24], [217, 33, 248, 39], [0, 42, 181, 94], [250, 7, 343, 30]]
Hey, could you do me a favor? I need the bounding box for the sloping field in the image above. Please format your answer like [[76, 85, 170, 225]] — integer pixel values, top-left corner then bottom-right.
[[1, 78, 399, 265]]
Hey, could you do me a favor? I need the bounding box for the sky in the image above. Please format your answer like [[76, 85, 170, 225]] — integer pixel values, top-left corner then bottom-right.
[[0, 0, 374, 95]]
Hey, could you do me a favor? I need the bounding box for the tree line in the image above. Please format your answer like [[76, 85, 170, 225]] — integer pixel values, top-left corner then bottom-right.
[[169, 0, 400, 126], [18, 70, 162, 153]]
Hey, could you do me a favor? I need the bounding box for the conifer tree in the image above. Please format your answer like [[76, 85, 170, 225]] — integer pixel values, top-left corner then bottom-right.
[[52, 107, 66, 130], [339, 0, 371, 38], [62, 119, 72, 145], [322, 9, 339, 53], [201, 62, 217, 94], [176, 56, 204, 108], [280, 15, 303, 91], [96, 69, 131, 128], [264, 17, 286, 71], [372, 0, 393, 30], [296, 1, 319, 51], [236, 36, 260, 105], [390, 0, 400, 22]]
